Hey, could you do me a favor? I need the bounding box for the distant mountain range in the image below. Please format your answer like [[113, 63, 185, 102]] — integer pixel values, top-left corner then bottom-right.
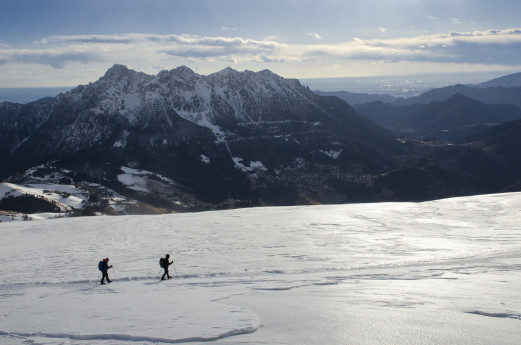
[[313, 90, 396, 105], [475, 72, 521, 88], [314, 71, 521, 141], [393, 84, 521, 108], [1, 66, 520, 217], [316, 71, 521, 107], [0, 87, 72, 104], [355, 94, 521, 141]]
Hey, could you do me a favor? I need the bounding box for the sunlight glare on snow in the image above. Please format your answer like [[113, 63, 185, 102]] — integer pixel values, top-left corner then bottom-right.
[[0, 192, 520, 344]]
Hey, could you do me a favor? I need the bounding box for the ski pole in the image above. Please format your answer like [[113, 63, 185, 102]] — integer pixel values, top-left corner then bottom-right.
[[111, 267, 117, 280], [173, 261, 179, 278]]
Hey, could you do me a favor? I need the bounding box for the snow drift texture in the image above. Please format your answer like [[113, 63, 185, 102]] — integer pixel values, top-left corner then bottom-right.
[[1, 192, 520, 344]]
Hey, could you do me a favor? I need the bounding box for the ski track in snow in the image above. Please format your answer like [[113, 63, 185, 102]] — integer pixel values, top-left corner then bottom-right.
[[0, 192, 520, 344]]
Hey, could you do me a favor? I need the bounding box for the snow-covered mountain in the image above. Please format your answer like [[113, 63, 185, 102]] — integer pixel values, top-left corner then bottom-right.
[[10, 64, 388, 157], [1, 192, 520, 344], [1, 65, 520, 217], [0, 65, 408, 215]]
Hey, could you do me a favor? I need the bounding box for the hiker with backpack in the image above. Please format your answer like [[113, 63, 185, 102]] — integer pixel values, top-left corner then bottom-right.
[[99, 257, 113, 285], [160, 254, 173, 280]]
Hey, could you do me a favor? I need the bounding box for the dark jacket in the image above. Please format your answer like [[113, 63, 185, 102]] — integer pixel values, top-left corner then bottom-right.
[[101, 261, 111, 272], [163, 259, 172, 267]]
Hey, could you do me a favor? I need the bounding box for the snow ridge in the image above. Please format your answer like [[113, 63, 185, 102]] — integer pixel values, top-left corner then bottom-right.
[[0, 327, 258, 344]]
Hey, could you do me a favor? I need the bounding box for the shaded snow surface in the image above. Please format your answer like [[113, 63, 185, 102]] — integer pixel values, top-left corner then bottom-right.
[[0, 192, 520, 344]]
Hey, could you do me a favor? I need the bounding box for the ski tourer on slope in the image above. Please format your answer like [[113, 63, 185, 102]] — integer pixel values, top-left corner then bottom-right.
[[160, 254, 173, 280], [100, 258, 113, 285]]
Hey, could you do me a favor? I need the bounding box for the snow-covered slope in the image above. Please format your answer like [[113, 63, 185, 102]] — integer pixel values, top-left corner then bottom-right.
[[0, 165, 163, 220], [0, 182, 86, 209], [1, 192, 520, 344]]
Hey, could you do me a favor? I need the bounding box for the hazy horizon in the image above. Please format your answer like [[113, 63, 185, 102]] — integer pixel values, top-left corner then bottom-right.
[[0, 69, 514, 104]]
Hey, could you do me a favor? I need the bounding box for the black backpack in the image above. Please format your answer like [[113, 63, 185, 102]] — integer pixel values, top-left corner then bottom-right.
[[159, 257, 166, 268]]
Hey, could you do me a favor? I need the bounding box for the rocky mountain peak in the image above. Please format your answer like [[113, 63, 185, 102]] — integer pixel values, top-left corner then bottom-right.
[[212, 66, 240, 77], [170, 65, 197, 79], [97, 64, 152, 90], [150, 66, 199, 87], [102, 64, 132, 80]]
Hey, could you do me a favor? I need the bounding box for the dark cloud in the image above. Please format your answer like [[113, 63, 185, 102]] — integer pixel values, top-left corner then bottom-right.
[[43, 35, 134, 45]]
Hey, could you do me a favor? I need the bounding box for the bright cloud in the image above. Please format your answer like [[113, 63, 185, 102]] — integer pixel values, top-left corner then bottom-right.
[[297, 28, 521, 64], [0, 34, 286, 70], [0, 28, 520, 85]]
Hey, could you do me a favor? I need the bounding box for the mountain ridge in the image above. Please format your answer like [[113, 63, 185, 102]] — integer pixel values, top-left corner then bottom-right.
[[355, 94, 521, 141], [1, 65, 520, 216], [1, 65, 406, 214], [392, 84, 521, 108], [476, 72, 521, 88], [313, 90, 397, 105]]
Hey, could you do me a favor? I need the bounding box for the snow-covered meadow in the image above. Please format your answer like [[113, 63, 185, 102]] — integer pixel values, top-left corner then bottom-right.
[[0, 192, 520, 344]]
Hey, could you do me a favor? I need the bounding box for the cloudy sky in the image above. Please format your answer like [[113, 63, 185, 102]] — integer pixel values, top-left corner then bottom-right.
[[1, 0, 521, 87]]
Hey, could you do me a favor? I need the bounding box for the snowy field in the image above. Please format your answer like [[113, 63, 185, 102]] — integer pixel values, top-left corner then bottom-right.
[[0, 192, 520, 344]]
